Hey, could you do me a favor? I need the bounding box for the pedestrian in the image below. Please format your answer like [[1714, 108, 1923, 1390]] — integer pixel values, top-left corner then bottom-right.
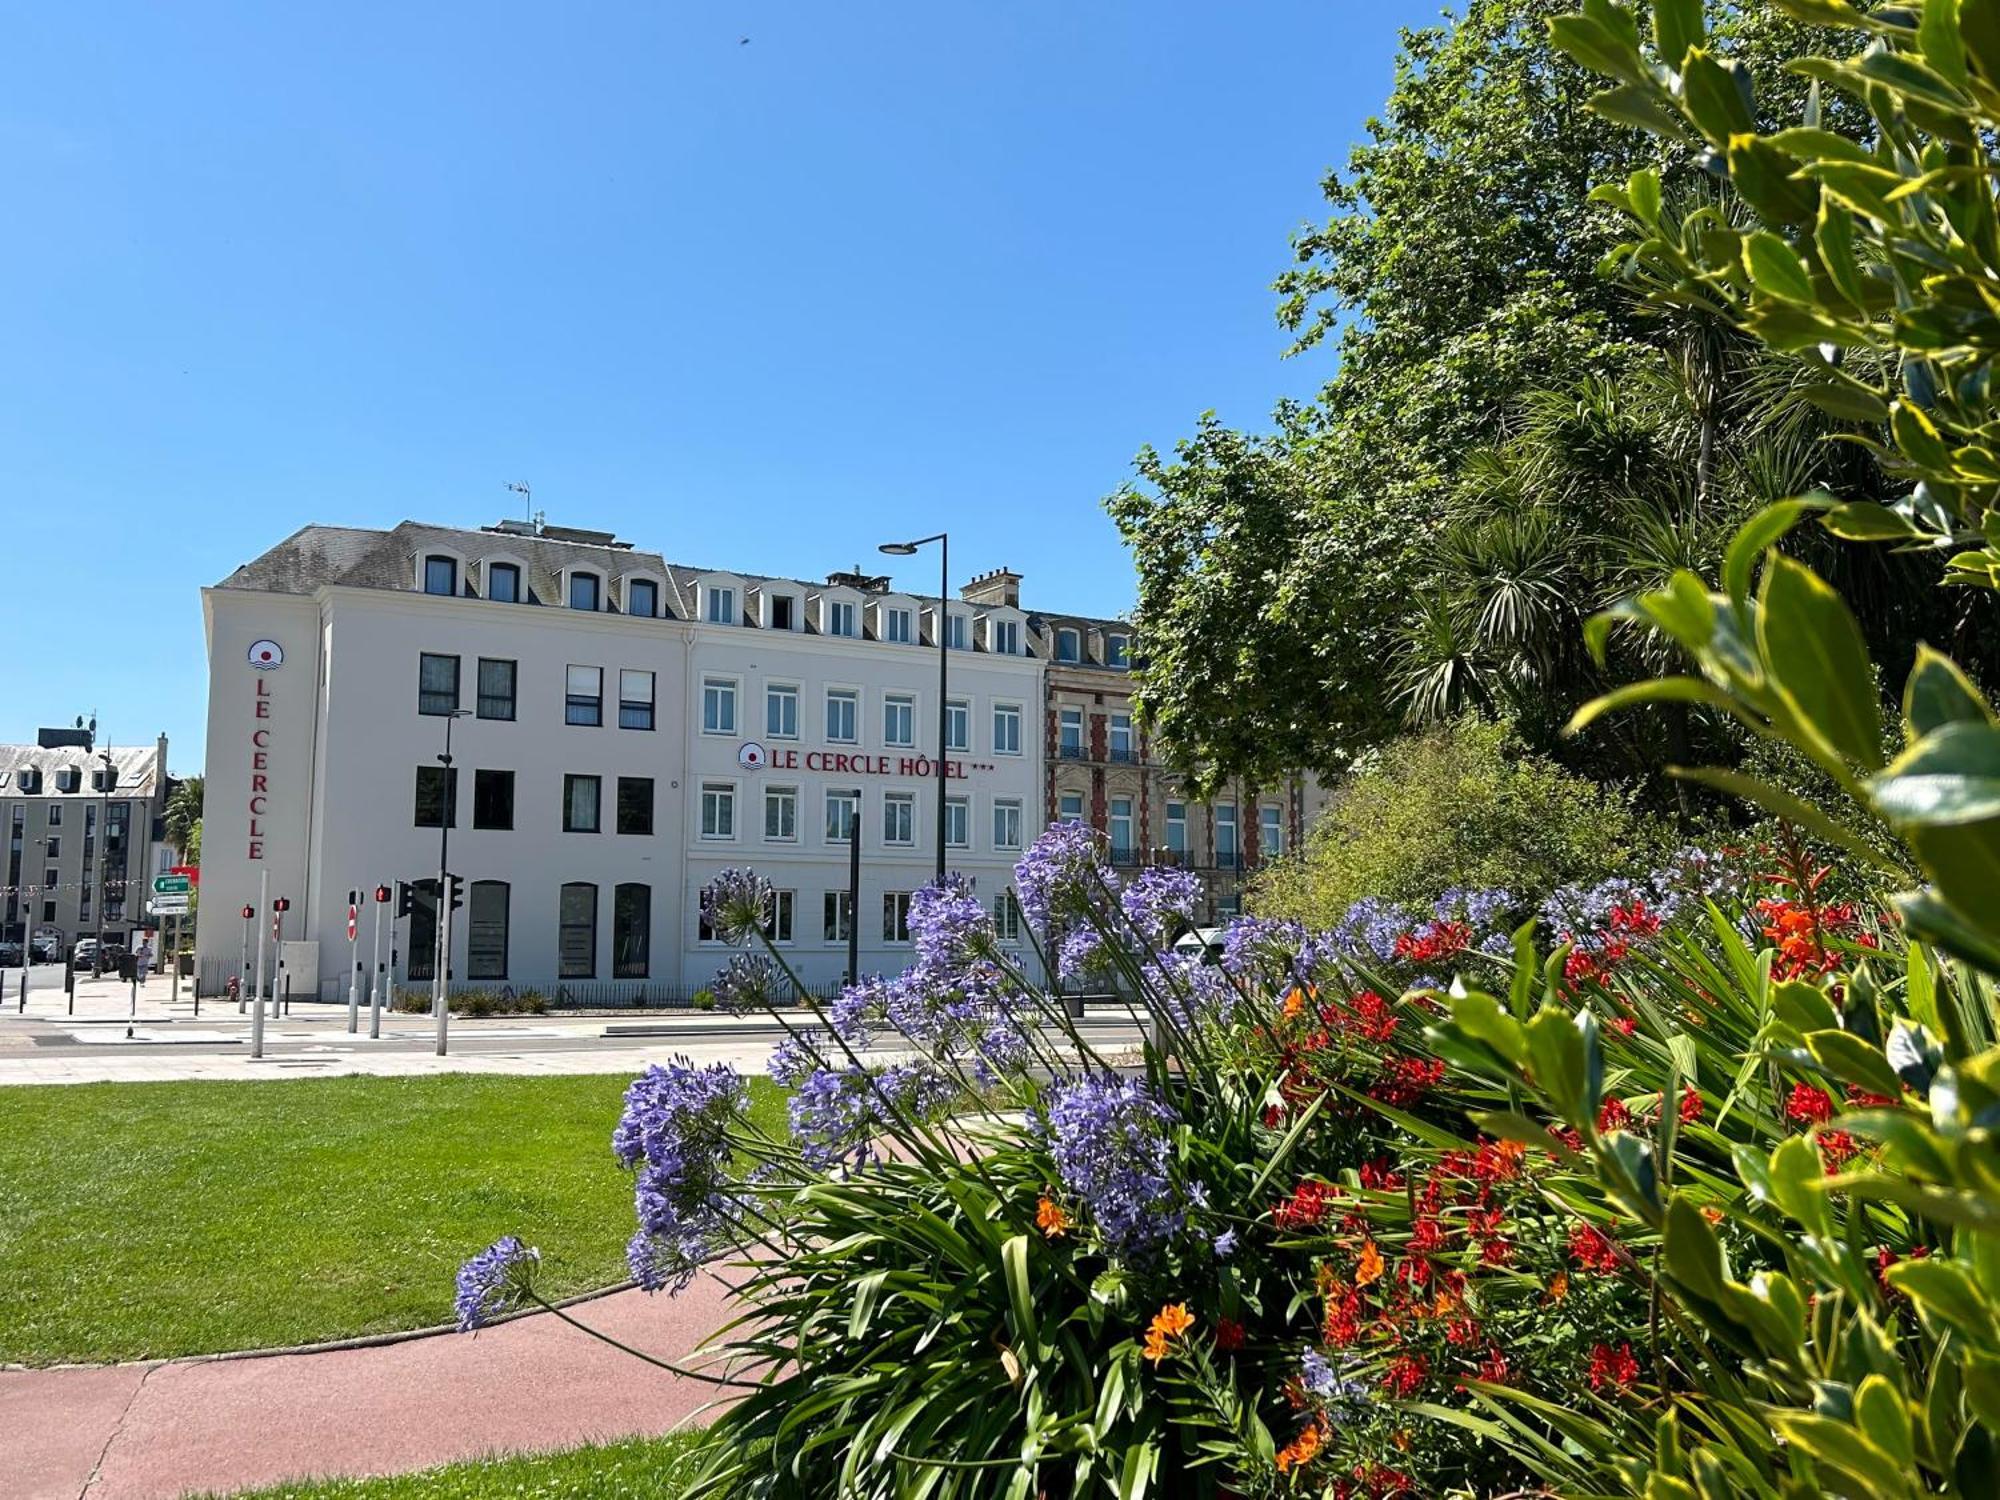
[[136, 940, 154, 987]]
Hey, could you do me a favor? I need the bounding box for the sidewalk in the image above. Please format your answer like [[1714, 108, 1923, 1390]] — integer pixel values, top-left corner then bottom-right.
[[2, 1280, 739, 1500]]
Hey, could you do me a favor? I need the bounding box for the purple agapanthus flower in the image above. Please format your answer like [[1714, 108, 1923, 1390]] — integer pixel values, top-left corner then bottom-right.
[[1120, 865, 1203, 948], [1038, 1074, 1182, 1261], [454, 1236, 539, 1331], [1014, 821, 1119, 935], [700, 868, 775, 947], [614, 1058, 747, 1294], [1301, 1347, 1339, 1396], [712, 951, 780, 1012], [907, 875, 992, 972], [1331, 897, 1416, 966]]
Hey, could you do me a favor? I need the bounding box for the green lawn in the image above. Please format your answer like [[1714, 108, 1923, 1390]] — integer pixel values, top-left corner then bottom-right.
[[200, 1434, 705, 1498], [0, 1071, 783, 1365]]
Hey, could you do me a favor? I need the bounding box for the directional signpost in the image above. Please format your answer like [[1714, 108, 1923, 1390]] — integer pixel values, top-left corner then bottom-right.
[[149, 873, 192, 916]]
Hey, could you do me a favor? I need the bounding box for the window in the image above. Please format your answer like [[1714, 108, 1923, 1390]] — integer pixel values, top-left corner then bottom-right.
[[1055, 627, 1080, 663], [828, 599, 857, 637], [1216, 803, 1239, 862], [823, 891, 852, 944], [1106, 634, 1131, 668], [701, 676, 737, 735], [884, 792, 915, 846], [419, 653, 460, 716], [706, 586, 736, 624], [1110, 712, 1135, 761], [1260, 804, 1284, 858], [1166, 801, 1188, 855], [882, 892, 913, 943], [1109, 798, 1134, 861], [559, 883, 597, 977], [627, 578, 658, 619], [945, 698, 969, 752], [763, 889, 795, 944], [947, 613, 968, 649], [771, 594, 795, 630], [885, 606, 913, 643], [765, 785, 798, 841], [701, 781, 736, 839], [1059, 708, 1084, 758], [568, 572, 601, 612], [477, 658, 516, 721], [406, 879, 440, 980], [993, 798, 1023, 850], [825, 689, 858, 743], [619, 669, 655, 730], [993, 890, 1023, 942], [414, 765, 457, 828], [614, 883, 650, 978], [617, 776, 654, 836], [423, 555, 458, 596], [824, 788, 859, 842], [1059, 792, 1084, 824], [45, 836, 61, 860], [487, 563, 520, 603], [563, 774, 602, 833], [467, 881, 509, 979], [766, 684, 799, 739], [992, 619, 1020, 655], [565, 665, 603, 726], [945, 796, 969, 849], [473, 769, 514, 830], [45, 805, 60, 826], [883, 693, 915, 748], [993, 703, 1022, 755]]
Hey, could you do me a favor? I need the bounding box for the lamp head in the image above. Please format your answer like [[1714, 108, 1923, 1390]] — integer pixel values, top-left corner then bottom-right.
[[878, 541, 919, 556]]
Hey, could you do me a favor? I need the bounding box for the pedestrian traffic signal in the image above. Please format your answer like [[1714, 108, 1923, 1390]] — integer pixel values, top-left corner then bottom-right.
[[396, 882, 415, 919], [347, 888, 360, 907], [447, 874, 465, 912], [374, 884, 392, 905], [273, 897, 291, 914], [241, 904, 255, 921]]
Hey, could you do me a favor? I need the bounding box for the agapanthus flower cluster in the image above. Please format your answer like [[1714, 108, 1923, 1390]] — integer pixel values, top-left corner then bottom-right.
[[1120, 865, 1203, 948], [1220, 915, 1330, 989], [700, 868, 775, 947], [789, 1060, 958, 1170], [712, 951, 780, 1012], [907, 875, 993, 972], [1331, 898, 1416, 966], [454, 1236, 539, 1331], [614, 1058, 748, 1294], [1038, 1074, 1185, 1260], [1015, 823, 1122, 981]]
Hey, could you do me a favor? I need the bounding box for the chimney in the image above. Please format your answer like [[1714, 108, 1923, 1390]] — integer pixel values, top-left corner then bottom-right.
[[825, 566, 891, 593], [960, 567, 1021, 608]]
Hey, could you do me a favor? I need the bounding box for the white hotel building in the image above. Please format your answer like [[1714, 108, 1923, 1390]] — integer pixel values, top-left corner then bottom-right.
[[195, 519, 1045, 998]]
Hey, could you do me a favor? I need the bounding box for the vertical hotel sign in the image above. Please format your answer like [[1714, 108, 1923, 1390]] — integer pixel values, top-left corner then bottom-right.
[[245, 639, 284, 859]]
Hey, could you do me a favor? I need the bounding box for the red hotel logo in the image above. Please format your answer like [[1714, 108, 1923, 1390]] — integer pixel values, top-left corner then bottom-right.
[[247, 675, 274, 860], [757, 747, 995, 778]]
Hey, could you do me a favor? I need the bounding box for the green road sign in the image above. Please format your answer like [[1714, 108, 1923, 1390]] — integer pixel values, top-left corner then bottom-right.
[[153, 874, 192, 896]]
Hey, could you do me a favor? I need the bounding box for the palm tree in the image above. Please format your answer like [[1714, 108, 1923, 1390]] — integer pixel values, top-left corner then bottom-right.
[[164, 775, 204, 858]]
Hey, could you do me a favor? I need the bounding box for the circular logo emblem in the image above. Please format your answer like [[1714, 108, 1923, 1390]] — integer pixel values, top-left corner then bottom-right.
[[247, 639, 285, 671], [737, 740, 768, 770]]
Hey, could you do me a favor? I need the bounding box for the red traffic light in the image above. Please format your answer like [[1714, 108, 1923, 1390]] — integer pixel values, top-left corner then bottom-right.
[[273, 898, 292, 913], [374, 885, 392, 904], [241, 904, 255, 920]]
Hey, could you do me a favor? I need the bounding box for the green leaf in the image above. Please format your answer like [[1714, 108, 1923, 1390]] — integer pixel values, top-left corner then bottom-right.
[[1904, 645, 1993, 737], [1872, 720, 2000, 824], [1672, 766, 1906, 874], [1805, 1028, 1906, 1100], [1547, 15, 1647, 86], [1800, 384, 1892, 424], [1897, 888, 2000, 975], [1565, 676, 1745, 738], [1724, 500, 1824, 606], [1769, 1412, 1914, 1499], [1922, 0, 1969, 87], [1526, 1006, 1589, 1123], [1758, 555, 1886, 770], [1768, 1135, 1833, 1236], [1681, 50, 1758, 140], [1823, 500, 1924, 540], [1449, 991, 1529, 1068], [1744, 229, 1817, 303], [1664, 1194, 1725, 1297], [1966, 0, 2000, 85], [1841, 1106, 1952, 1179], [1589, 81, 1690, 136], [1728, 136, 1818, 225], [1854, 1373, 1915, 1466], [1853, 48, 1969, 108], [1654, 0, 1704, 68], [1001, 1234, 1035, 1346], [1887, 1259, 2000, 1350]]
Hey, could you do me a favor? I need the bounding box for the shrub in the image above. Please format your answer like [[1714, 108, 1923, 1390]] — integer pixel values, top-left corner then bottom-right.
[[690, 989, 716, 1012], [1253, 716, 1677, 926]]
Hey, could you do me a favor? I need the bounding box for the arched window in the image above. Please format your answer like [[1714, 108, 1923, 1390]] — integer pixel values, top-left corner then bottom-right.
[[559, 883, 597, 978]]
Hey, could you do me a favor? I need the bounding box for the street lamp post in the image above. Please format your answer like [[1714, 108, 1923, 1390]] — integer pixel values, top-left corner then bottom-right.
[[879, 533, 949, 883], [433, 710, 467, 1055]]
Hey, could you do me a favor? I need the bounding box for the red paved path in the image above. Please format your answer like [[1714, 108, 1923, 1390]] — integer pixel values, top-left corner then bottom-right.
[[1, 1280, 738, 1499]]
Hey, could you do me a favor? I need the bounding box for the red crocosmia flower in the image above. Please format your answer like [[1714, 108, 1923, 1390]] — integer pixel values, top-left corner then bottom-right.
[[1324, 1289, 1363, 1348], [1786, 1083, 1836, 1126], [1587, 1341, 1642, 1390], [1409, 1216, 1448, 1255], [1474, 1347, 1509, 1385], [1368, 1056, 1446, 1108], [1262, 1103, 1285, 1129], [1611, 1015, 1637, 1036], [1678, 1088, 1705, 1125], [1608, 900, 1662, 938], [1479, 1235, 1514, 1267], [1597, 1096, 1633, 1132], [1818, 1129, 1859, 1172], [1349, 989, 1400, 1043], [1213, 1317, 1246, 1352], [1473, 1139, 1525, 1182], [1274, 1179, 1334, 1231], [1846, 1084, 1898, 1108], [1381, 1352, 1429, 1397], [1443, 1317, 1481, 1347], [1394, 921, 1471, 965], [1358, 1158, 1405, 1192], [1569, 1222, 1622, 1273], [1548, 1124, 1585, 1156]]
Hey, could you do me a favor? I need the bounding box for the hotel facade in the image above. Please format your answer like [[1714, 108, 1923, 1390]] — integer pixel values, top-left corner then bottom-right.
[[195, 518, 1317, 1000]]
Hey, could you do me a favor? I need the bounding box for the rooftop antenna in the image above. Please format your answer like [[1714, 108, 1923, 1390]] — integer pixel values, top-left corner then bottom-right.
[[505, 481, 543, 534]]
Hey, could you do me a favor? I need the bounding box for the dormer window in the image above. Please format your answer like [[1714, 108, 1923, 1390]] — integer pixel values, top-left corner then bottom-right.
[[991, 618, 1020, 655], [1106, 634, 1130, 668], [947, 613, 968, 650], [770, 594, 796, 631], [488, 563, 521, 603], [569, 573, 601, 612], [885, 606, 913, 644], [1055, 627, 1081, 663], [706, 586, 736, 624], [423, 556, 458, 596], [828, 600, 856, 637], [627, 578, 658, 619]]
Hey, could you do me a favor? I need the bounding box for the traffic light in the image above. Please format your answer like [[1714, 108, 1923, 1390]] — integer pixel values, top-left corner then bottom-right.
[[241, 904, 255, 921], [447, 874, 465, 912], [272, 898, 291, 915], [374, 884, 392, 905], [395, 882, 415, 919], [347, 888, 360, 908]]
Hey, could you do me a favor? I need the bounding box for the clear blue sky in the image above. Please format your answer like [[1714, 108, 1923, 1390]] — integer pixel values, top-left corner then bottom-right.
[[0, 1, 1441, 773]]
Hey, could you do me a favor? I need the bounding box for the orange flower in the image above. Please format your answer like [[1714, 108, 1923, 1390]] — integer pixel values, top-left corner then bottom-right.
[[1283, 988, 1308, 1019], [1700, 1205, 1724, 1226], [1036, 1196, 1069, 1239], [1355, 1240, 1386, 1287], [1275, 1422, 1323, 1474], [1548, 1270, 1569, 1302], [1141, 1328, 1171, 1363], [1150, 1302, 1196, 1339]]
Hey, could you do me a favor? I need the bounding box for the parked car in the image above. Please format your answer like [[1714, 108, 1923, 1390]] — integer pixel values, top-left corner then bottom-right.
[[30, 934, 62, 964], [70, 938, 102, 968], [0, 940, 20, 968]]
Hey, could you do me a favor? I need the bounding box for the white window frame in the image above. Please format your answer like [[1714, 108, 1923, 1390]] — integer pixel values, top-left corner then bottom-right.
[[764, 889, 796, 945], [1055, 627, 1081, 663], [884, 606, 914, 644], [1166, 800, 1188, 854], [1216, 802, 1239, 858], [1106, 633, 1131, 668], [883, 693, 916, 749], [883, 791, 916, 847], [827, 598, 857, 638], [1109, 797, 1134, 855], [993, 702, 1023, 756], [882, 891, 914, 944], [993, 798, 1023, 851], [1059, 707, 1084, 755], [945, 794, 969, 849], [1260, 804, 1284, 857], [706, 585, 738, 625], [944, 697, 969, 752], [700, 780, 738, 841], [993, 890, 1022, 942], [765, 591, 800, 631], [824, 787, 861, 844], [991, 618, 1020, 655], [825, 687, 859, 745], [702, 675, 739, 736], [764, 785, 799, 843], [1059, 792, 1085, 824], [765, 682, 800, 740]]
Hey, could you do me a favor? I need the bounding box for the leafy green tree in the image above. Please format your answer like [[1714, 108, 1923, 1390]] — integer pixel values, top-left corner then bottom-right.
[[164, 774, 203, 857]]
